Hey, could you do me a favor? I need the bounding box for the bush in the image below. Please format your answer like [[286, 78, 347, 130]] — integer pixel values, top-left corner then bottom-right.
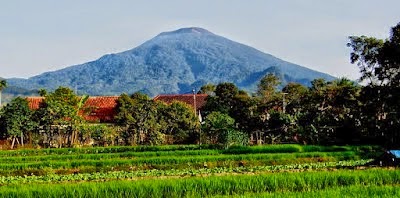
[[219, 129, 249, 149]]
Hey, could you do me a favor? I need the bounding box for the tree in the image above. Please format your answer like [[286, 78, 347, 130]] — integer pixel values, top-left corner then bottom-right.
[[202, 82, 254, 133], [257, 74, 281, 101], [295, 78, 361, 144], [282, 82, 308, 114], [202, 111, 248, 148], [203, 82, 240, 114], [264, 110, 294, 144], [78, 124, 117, 146], [198, 83, 216, 95], [34, 87, 87, 147], [0, 97, 36, 148], [115, 93, 163, 145], [348, 23, 400, 87], [347, 36, 384, 85], [249, 74, 285, 144], [0, 79, 7, 106], [159, 101, 199, 144], [202, 111, 235, 144], [348, 22, 400, 147]]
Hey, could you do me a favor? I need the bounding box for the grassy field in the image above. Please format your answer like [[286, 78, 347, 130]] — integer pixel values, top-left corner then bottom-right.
[[0, 144, 390, 197]]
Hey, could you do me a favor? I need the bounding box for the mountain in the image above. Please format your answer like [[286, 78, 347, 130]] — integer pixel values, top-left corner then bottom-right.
[[8, 27, 335, 96], [0, 77, 39, 104], [1, 86, 39, 104]]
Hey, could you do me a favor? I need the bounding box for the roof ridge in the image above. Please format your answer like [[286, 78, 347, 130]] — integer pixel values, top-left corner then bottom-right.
[[88, 96, 120, 98], [154, 93, 208, 97]]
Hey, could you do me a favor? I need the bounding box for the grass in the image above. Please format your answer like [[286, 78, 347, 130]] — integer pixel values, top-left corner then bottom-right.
[[0, 169, 398, 198], [0, 144, 380, 157], [0, 160, 371, 185], [0, 151, 364, 176], [0, 144, 385, 197], [214, 185, 400, 198], [0, 144, 380, 177]]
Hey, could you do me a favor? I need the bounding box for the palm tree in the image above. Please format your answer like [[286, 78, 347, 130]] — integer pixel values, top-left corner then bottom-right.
[[0, 79, 7, 106]]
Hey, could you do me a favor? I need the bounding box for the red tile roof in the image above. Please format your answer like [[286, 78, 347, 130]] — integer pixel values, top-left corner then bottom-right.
[[26, 97, 44, 110], [83, 96, 119, 122], [26, 94, 209, 123], [26, 96, 119, 123], [153, 94, 208, 111]]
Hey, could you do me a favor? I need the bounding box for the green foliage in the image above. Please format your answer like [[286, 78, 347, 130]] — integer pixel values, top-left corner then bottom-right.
[[78, 124, 117, 146], [348, 22, 400, 147], [0, 160, 371, 185], [294, 78, 361, 144], [33, 86, 87, 148], [347, 36, 384, 85], [0, 144, 377, 177], [257, 73, 281, 101], [264, 110, 294, 144], [198, 83, 216, 95], [0, 169, 398, 197], [282, 82, 308, 114], [219, 129, 249, 149], [0, 79, 7, 91], [159, 101, 199, 144], [202, 112, 235, 144], [115, 93, 162, 145], [0, 97, 36, 143], [38, 87, 81, 125], [0, 144, 377, 157], [223, 185, 400, 198], [202, 82, 255, 135]]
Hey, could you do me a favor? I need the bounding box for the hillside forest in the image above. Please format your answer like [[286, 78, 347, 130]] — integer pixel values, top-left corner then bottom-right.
[[0, 22, 399, 149]]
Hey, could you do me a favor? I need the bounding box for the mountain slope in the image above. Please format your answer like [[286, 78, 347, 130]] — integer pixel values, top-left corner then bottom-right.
[[8, 27, 334, 96]]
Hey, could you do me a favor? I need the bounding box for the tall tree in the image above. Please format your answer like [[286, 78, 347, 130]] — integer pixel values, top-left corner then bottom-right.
[[34, 87, 87, 147], [202, 111, 235, 144], [348, 22, 400, 147], [257, 74, 281, 101], [159, 101, 199, 144], [0, 97, 36, 148], [203, 82, 239, 114], [115, 92, 162, 145], [347, 36, 384, 85], [198, 83, 216, 95], [282, 82, 308, 114]]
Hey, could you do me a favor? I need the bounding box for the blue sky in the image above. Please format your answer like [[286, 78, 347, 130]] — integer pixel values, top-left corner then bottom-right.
[[1, 0, 399, 80]]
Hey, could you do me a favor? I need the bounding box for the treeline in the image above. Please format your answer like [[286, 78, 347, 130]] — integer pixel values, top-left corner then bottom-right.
[[0, 74, 392, 149], [1, 22, 399, 149], [0, 89, 200, 148], [199, 77, 362, 146]]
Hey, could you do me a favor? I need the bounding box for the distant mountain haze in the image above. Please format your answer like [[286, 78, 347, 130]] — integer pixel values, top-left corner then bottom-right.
[[7, 27, 335, 96]]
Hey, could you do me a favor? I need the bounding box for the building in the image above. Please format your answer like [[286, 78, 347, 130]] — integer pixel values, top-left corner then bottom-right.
[[153, 94, 208, 112], [372, 150, 400, 166], [26, 94, 208, 123], [26, 96, 119, 123]]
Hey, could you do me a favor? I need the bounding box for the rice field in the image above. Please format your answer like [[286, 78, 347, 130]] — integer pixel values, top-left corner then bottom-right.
[[0, 144, 391, 197]]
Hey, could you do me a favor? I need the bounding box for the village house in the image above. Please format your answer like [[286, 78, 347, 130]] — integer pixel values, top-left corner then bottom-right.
[[26, 96, 119, 123], [26, 94, 208, 123], [153, 94, 208, 113], [372, 150, 400, 166]]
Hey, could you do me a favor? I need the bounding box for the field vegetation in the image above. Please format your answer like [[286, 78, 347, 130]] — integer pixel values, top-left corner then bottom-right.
[[0, 144, 387, 197]]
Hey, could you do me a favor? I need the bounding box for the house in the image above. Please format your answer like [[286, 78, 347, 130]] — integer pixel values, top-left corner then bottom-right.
[[372, 150, 400, 166], [26, 96, 119, 123], [153, 94, 208, 112], [26, 94, 208, 123]]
